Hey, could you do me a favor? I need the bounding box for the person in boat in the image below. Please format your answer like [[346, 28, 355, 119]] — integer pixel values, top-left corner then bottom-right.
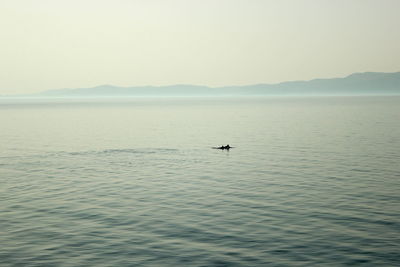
[[225, 144, 231, 149]]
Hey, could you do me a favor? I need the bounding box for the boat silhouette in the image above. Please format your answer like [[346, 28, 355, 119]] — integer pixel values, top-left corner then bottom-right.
[[212, 145, 233, 150]]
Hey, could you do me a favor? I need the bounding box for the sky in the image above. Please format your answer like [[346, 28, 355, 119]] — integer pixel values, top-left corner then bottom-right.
[[0, 0, 399, 94]]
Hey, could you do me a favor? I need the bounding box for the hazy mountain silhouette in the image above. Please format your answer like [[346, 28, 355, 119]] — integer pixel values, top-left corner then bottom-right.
[[22, 71, 400, 97]]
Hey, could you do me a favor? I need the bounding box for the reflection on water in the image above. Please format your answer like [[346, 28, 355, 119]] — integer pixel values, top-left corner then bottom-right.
[[1, 96, 399, 266]]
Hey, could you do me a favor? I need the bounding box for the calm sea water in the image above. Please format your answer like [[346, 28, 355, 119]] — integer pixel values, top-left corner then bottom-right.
[[1, 96, 399, 266]]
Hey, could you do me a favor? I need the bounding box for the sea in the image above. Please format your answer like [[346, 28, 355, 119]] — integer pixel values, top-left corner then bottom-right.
[[0, 96, 399, 266]]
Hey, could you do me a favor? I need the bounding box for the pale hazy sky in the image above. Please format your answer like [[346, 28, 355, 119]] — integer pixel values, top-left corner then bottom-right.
[[1, 0, 399, 94]]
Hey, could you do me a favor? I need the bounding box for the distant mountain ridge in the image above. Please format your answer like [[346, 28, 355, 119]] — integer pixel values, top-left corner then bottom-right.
[[15, 72, 400, 97]]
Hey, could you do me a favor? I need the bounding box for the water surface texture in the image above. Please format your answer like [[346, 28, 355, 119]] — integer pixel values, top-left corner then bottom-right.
[[1, 96, 399, 266]]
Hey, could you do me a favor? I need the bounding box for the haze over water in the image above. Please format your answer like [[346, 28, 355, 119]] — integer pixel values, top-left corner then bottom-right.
[[1, 96, 399, 266]]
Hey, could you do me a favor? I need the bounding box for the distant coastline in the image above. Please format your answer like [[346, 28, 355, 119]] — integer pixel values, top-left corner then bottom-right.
[[2, 72, 400, 97]]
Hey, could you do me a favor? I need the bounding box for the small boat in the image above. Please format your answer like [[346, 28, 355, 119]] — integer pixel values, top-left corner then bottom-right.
[[212, 145, 233, 150]]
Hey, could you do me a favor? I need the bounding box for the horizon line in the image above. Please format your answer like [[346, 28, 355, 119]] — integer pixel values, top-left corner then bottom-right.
[[1, 70, 400, 97], [50, 71, 400, 91]]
